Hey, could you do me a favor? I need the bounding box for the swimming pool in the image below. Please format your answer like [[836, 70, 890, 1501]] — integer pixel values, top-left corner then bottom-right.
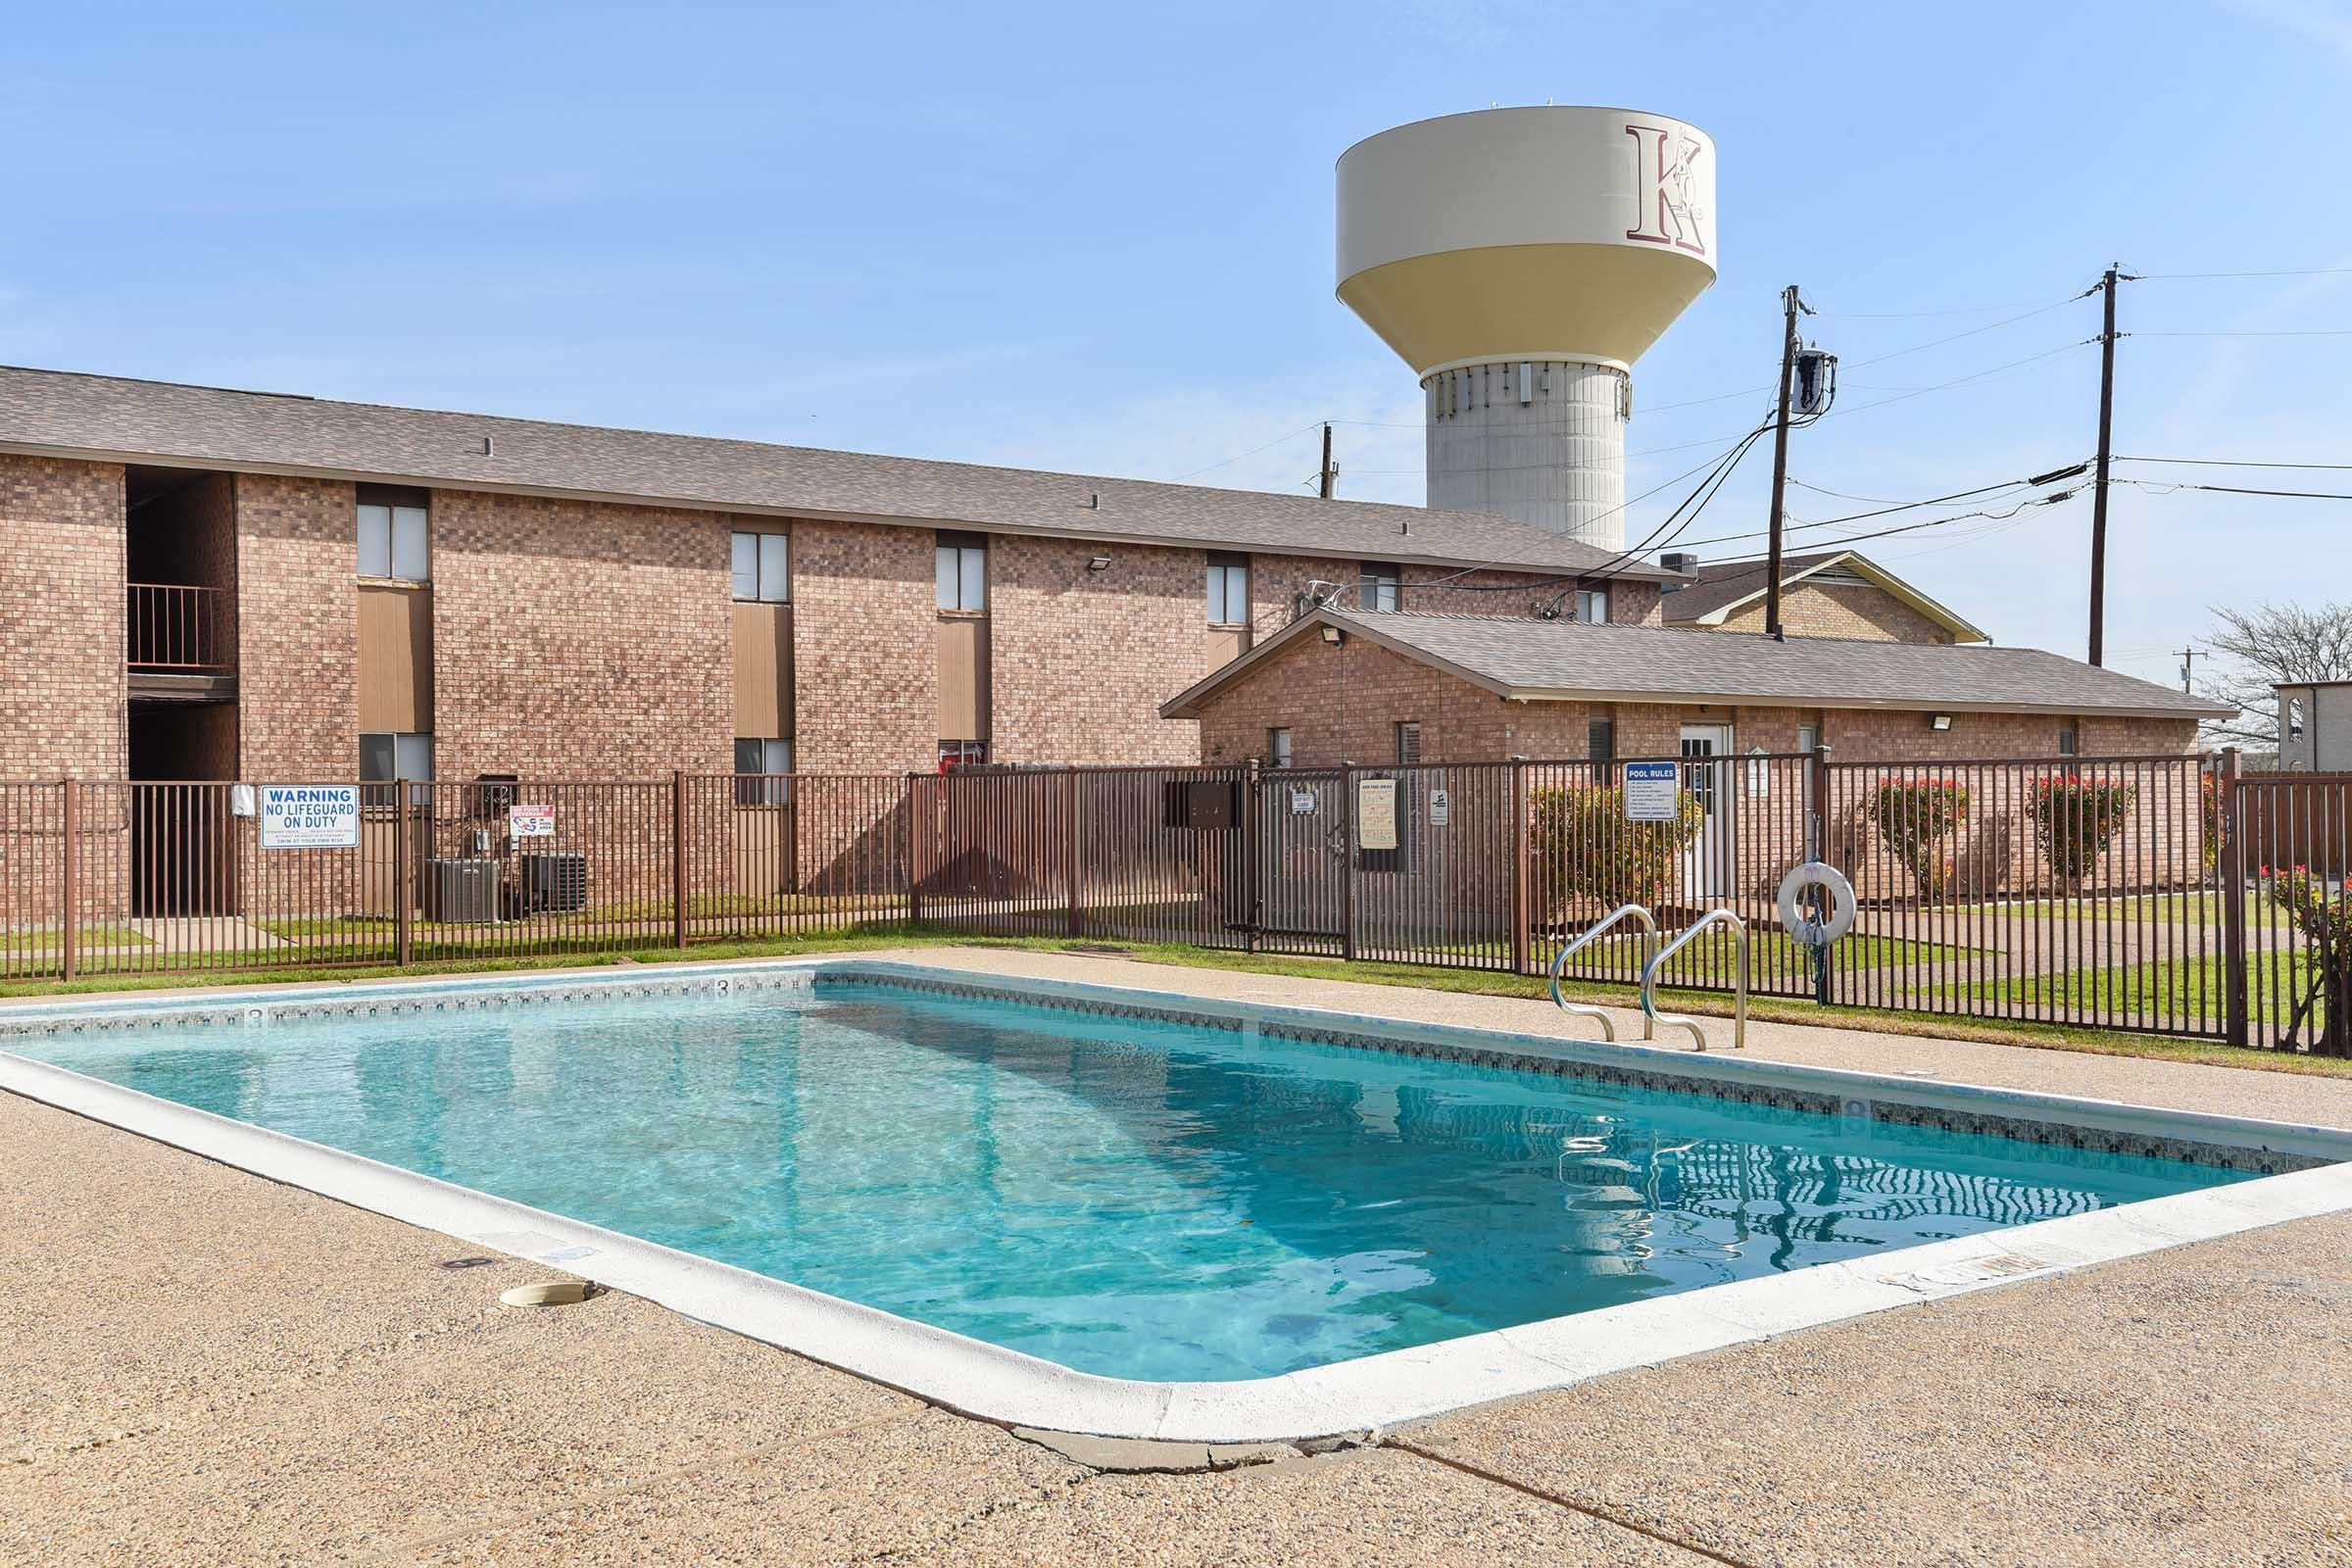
[[5, 960, 2346, 1438]]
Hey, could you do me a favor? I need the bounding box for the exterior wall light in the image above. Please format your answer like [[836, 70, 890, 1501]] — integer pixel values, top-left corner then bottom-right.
[[1086, 555, 1111, 571], [1320, 624, 1345, 646], [1929, 713, 1953, 732]]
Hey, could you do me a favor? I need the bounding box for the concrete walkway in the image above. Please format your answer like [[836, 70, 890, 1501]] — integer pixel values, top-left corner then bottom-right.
[[6, 949, 2351, 1563]]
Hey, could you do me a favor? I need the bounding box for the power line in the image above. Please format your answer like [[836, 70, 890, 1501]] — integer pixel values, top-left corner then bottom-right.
[[1586, 422, 1777, 581], [2133, 267, 2352, 280], [2130, 328, 2352, 338], [1167, 422, 1323, 482], [2118, 454, 2352, 471], [2123, 478, 2352, 502]]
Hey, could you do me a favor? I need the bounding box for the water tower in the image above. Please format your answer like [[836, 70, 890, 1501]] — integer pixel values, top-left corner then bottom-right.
[[1337, 107, 1718, 549]]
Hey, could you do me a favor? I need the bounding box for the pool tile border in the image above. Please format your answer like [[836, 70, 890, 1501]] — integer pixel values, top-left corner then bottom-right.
[[3, 955, 2350, 1444]]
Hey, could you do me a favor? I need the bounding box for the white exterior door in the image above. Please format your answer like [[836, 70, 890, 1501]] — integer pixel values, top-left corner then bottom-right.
[[1680, 723, 1734, 900]]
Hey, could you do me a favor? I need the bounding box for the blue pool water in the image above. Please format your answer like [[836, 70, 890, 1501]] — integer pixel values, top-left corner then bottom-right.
[[15, 977, 2247, 1381]]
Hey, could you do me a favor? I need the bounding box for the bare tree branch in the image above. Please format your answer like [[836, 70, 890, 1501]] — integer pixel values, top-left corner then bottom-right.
[[2195, 600, 2352, 752]]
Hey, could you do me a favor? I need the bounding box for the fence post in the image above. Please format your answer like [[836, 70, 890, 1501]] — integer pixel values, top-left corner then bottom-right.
[[1810, 742, 1834, 1004], [395, 779, 414, 968], [1063, 765, 1081, 939], [2220, 747, 2249, 1050], [1243, 758, 1262, 955], [671, 769, 688, 950], [1508, 757, 1530, 976], [1341, 761, 1358, 964], [904, 773, 924, 926], [59, 779, 77, 984]]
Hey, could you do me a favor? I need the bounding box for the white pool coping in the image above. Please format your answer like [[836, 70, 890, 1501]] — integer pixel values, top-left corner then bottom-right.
[[3, 956, 2348, 1443]]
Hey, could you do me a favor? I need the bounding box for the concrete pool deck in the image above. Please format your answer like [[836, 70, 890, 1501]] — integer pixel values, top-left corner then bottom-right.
[[6, 947, 2351, 1562]]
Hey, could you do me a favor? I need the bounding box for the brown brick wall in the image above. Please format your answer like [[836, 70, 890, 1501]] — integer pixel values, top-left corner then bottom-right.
[[990, 536, 1201, 764], [0, 456, 126, 779], [792, 517, 935, 774], [428, 490, 734, 781], [1708, 581, 1956, 644], [1195, 633, 1509, 766], [236, 473, 358, 782]]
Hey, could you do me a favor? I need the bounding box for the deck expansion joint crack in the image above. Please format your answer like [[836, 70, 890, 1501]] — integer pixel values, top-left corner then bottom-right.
[[1387, 1438, 1767, 1568]]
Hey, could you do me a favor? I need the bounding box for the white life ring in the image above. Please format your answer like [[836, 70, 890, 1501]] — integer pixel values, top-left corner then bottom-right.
[[1777, 860, 1857, 948]]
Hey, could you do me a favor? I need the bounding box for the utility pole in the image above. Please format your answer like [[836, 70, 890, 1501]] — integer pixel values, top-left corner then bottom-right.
[[2087, 265, 2127, 666], [1763, 285, 1803, 639], [2177, 646, 2204, 695], [1318, 422, 1337, 500]]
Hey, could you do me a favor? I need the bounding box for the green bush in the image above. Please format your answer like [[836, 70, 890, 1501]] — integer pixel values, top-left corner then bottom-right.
[[1528, 783, 1704, 910], [1866, 776, 1970, 900], [2028, 772, 2136, 889]]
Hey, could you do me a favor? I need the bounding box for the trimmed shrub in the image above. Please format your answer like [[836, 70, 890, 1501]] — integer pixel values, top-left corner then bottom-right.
[[2263, 864, 2349, 1056], [2027, 772, 2136, 889], [1528, 783, 1704, 911], [1865, 776, 1970, 901]]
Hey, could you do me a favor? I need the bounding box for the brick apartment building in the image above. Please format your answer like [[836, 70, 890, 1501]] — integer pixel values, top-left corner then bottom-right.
[[0, 366, 1682, 795]]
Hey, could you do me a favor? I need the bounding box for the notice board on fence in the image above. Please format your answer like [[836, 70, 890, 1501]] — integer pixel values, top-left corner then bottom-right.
[[1623, 761, 1680, 823], [258, 785, 360, 849], [1357, 776, 1398, 851]]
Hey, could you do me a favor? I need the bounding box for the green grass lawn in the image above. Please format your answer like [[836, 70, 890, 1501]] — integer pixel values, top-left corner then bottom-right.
[[1946, 950, 2328, 1031], [1558, 928, 1971, 984], [1939, 890, 2252, 927], [4, 926, 151, 953]]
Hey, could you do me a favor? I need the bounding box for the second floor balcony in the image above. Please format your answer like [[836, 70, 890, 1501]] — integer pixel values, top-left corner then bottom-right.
[[128, 583, 236, 698]]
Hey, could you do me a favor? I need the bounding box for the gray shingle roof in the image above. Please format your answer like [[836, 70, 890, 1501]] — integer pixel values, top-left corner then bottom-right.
[[1659, 550, 1854, 621], [1162, 609, 2232, 718], [0, 365, 1673, 579]]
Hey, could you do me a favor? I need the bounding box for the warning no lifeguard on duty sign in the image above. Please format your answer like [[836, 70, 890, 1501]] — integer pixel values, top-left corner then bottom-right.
[[257, 785, 360, 850]]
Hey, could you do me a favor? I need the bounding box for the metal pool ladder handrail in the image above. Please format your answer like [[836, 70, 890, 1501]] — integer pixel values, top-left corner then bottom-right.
[[1546, 904, 1657, 1043], [1640, 909, 1748, 1053]]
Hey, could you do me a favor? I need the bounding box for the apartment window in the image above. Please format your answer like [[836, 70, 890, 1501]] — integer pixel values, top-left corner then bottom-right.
[[359, 731, 432, 807], [1574, 586, 1609, 624], [936, 532, 987, 612], [357, 495, 429, 582], [1360, 562, 1400, 612], [734, 737, 793, 805], [1396, 720, 1422, 766], [1588, 719, 1616, 762], [939, 739, 989, 771], [731, 531, 790, 602], [1206, 554, 1250, 626], [2058, 724, 2079, 758], [1267, 727, 1294, 769]]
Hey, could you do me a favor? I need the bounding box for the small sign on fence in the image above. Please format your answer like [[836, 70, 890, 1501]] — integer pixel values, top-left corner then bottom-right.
[[1623, 760, 1680, 822], [258, 785, 359, 849], [1290, 787, 1318, 814], [508, 803, 556, 841], [1358, 776, 1398, 850], [1428, 787, 1450, 827]]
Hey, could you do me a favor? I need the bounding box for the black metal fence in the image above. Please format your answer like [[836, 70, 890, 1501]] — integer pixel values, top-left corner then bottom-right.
[[1, 753, 2339, 1055]]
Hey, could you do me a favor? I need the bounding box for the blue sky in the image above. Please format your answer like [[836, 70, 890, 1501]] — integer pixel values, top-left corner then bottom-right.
[[7, 1, 2349, 691]]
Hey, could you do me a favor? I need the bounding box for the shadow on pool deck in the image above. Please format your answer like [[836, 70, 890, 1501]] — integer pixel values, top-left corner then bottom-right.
[[6, 951, 2351, 1564]]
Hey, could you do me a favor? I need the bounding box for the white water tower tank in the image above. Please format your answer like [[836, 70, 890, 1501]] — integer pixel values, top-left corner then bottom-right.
[[1337, 107, 1719, 549]]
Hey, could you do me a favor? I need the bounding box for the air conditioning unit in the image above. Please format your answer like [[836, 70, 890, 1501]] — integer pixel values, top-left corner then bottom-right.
[[522, 852, 587, 913], [425, 858, 500, 923]]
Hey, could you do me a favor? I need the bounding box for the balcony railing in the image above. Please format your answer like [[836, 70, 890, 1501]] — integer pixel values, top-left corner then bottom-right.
[[127, 583, 233, 674]]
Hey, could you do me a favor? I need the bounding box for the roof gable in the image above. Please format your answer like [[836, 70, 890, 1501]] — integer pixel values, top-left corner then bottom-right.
[[1659, 550, 1989, 641]]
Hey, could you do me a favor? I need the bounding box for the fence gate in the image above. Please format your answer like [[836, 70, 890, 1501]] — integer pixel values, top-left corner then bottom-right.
[[1254, 768, 1347, 953]]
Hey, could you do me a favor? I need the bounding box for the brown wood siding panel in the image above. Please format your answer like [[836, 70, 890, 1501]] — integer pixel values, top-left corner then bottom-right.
[[732, 602, 794, 736], [357, 584, 432, 733], [1204, 625, 1249, 669], [936, 615, 990, 739]]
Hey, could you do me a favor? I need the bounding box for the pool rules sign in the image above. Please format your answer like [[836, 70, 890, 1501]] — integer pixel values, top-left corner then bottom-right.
[[258, 785, 360, 849], [1623, 761, 1680, 822]]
